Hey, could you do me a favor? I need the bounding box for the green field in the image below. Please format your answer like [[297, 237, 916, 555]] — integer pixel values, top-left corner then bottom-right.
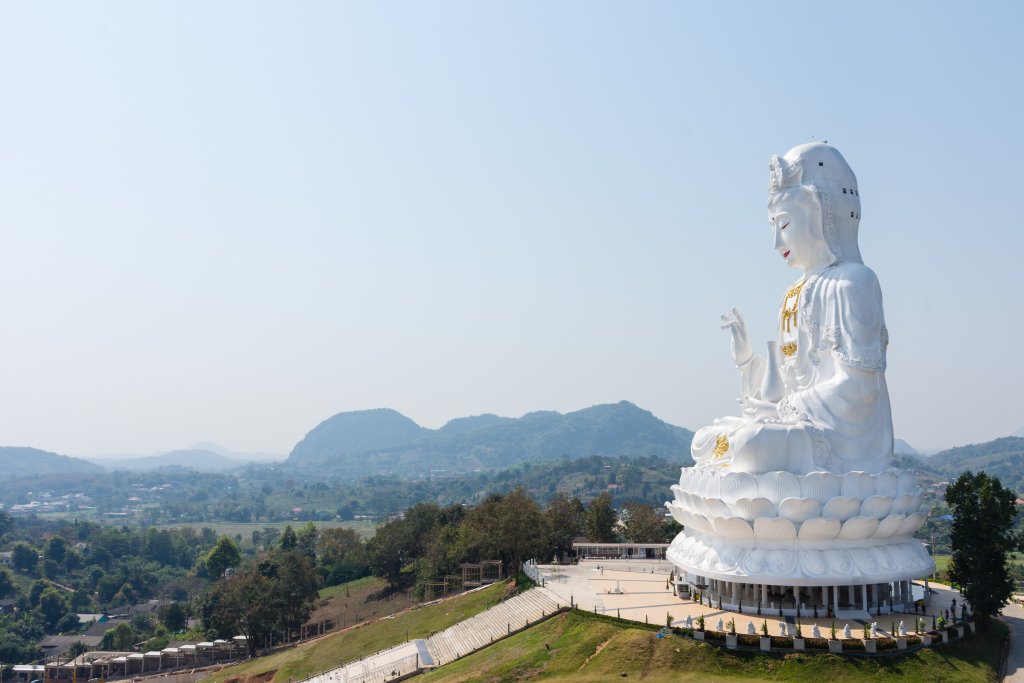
[[154, 519, 377, 538], [421, 610, 1007, 683]]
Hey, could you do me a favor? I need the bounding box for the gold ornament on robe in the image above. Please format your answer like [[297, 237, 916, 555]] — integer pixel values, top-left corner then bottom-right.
[[780, 280, 805, 334], [712, 435, 730, 459], [780, 342, 798, 357]]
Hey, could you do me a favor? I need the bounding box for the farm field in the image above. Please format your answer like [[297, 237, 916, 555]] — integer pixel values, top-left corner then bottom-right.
[[154, 519, 377, 538]]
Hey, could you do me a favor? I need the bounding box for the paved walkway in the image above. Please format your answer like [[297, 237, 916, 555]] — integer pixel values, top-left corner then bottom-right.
[[1002, 601, 1024, 682], [538, 560, 967, 637]]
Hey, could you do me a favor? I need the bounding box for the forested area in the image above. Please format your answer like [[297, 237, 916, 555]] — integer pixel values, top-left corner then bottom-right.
[[0, 487, 680, 667]]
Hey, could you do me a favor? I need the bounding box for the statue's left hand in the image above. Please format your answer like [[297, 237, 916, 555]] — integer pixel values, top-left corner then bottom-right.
[[741, 396, 780, 423]]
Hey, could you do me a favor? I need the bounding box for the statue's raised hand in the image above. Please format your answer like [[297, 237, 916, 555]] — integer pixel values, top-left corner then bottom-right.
[[721, 307, 753, 367]]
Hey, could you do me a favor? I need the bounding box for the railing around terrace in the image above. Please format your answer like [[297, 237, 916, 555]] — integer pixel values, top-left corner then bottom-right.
[[522, 559, 545, 586]]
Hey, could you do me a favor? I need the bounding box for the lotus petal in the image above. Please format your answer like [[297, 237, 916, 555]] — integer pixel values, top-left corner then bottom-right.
[[666, 501, 687, 526], [719, 471, 758, 504], [800, 471, 840, 503], [875, 470, 899, 497], [859, 495, 893, 519], [779, 497, 821, 523], [873, 514, 906, 538], [898, 470, 917, 495], [890, 493, 915, 515], [687, 513, 713, 534], [702, 497, 732, 518], [839, 516, 879, 539], [702, 472, 721, 499], [841, 471, 875, 499], [713, 516, 755, 540], [798, 516, 841, 541], [678, 468, 694, 490], [731, 497, 777, 522], [753, 517, 797, 540], [757, 471, 801, 505], [910, 492, 925, 512], [898, 512, 927, 536], [822, 496, 861, 522]]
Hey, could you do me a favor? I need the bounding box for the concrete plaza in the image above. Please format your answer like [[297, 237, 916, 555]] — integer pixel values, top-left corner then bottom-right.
[[536, 559, 966, 637]]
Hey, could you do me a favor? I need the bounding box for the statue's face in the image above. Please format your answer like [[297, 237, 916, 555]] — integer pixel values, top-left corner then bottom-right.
[[768, 190, 833, 273]]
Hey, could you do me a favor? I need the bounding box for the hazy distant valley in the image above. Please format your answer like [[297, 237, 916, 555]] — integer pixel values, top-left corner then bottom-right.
[[1, 401, 1022, 525]]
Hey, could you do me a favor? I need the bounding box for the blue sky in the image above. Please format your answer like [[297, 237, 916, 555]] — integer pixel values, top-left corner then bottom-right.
[[0, 2, 1021, 456]]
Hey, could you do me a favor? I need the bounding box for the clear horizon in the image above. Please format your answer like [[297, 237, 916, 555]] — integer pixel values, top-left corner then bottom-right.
[[2, 2, 1021, 458]]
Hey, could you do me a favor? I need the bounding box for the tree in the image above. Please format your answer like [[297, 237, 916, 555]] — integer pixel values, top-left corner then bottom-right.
[[0, 568, 14, 599], [11, 542, 37, 572], [204, 570, 277, 655], [546, 493, 584, 560], [318, 527, 367, 586], [622, 503, 665, 543], [585, 492, 618, 543], [39, 587, 71, 631], [0, 509, 13, 538], [280, 525, 298, 551], [366, 519, 411, 587], [461, 488, 550, 572], [296, 522, 319, 559], [158, 601, 189, 632], [100, 622, 138, 651], [44, 537, 68, 566], [946, 470, 1020, 629], [205, 536, 241, 579]]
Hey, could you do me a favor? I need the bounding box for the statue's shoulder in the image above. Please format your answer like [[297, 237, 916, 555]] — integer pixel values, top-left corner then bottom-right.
[[817, 262, 881, 294]]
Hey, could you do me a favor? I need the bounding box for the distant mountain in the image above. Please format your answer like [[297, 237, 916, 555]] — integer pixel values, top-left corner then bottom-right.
[[289, 408, 429, 464], [926, 436, 1024, 492], [98, 449, 241, 472], [187, 442, 283, 463], [0, 447, 103, 481], [1014, 425, 1024, 438], [893, 438, 918, 455], [287, 401, 694, 477], [437, 414, 515, 437]]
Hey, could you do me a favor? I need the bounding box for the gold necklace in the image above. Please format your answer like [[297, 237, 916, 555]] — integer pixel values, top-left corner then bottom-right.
[[780, 279, 805, 344]]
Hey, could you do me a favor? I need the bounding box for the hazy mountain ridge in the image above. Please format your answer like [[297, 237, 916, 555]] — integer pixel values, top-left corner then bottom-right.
[[925, 436, 1024, 492], [92, 448, 241, 472], [287, 401, 696, 477], [0, 446, 103, 481]]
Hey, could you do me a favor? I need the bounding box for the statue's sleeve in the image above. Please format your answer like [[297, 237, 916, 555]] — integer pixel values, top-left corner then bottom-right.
[[828, 268, 887, 372], [778, 266, 888, 425], [739, 354, 765, 399]]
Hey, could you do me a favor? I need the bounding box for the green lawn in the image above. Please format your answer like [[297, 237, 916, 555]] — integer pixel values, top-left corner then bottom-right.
[[317, 576, 379, 600], [421, 610, 1006, 683], [205, 582, 508, 683]]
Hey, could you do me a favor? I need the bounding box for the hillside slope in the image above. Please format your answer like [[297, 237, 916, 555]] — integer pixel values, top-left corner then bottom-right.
[[0, 446, 103, 481]]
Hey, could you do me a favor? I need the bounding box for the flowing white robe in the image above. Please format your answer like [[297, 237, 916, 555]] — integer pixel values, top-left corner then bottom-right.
[[692, 262, 893, 475]]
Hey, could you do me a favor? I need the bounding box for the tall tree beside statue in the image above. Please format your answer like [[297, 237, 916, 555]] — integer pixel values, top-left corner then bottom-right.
[[946, 470, 1020, 630]]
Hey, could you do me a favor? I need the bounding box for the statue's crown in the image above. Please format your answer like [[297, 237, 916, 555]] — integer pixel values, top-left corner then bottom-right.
[[768, 142, 858, 197]]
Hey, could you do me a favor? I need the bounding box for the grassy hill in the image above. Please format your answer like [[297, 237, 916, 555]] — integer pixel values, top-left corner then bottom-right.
[[205, 582, 509, 683], [420, 610, 1006, 683], [207, 601, 1005, 683]]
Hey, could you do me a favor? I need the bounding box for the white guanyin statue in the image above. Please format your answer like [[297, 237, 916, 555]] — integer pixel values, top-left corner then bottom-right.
[[692, 142, 890, 475], [666, 143, 933, 614]]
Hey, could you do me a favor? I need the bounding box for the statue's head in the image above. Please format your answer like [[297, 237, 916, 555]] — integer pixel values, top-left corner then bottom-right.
[[767, 142, 863, 269]]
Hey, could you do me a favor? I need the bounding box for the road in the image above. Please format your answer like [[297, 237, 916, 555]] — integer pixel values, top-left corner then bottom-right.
[[1003, 601, 1024, 682]]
